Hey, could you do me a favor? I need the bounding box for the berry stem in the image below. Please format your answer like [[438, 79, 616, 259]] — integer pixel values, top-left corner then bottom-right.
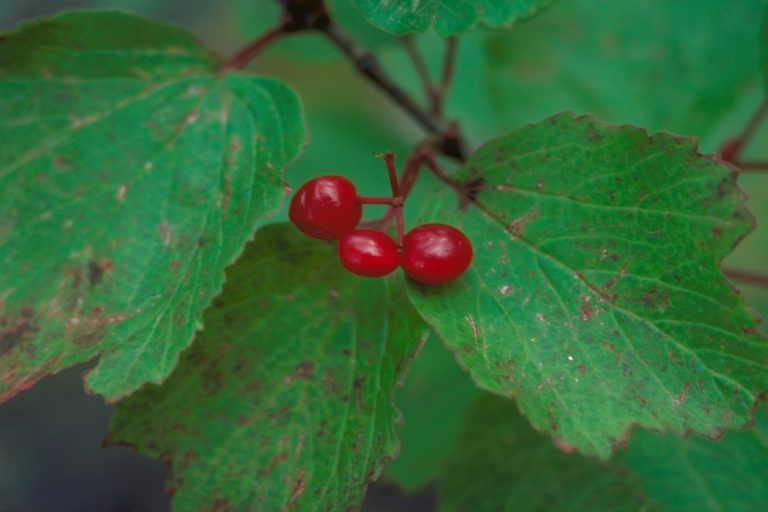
[[357, 196, 400, 205], [220, 24, 287, 71], [366, 144, 466, 236], [724, 268, 768, 288], [382, 152, 403, 198], [381, 152, 406, 246]]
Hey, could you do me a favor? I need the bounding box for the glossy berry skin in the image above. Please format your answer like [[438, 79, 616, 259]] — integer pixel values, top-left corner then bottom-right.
[[401, 223, 473, 284], [289, 175, 362, 240], [339, 230, 400, 278]]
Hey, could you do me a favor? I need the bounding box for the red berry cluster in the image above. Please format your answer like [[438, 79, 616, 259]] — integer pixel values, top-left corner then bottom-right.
[[289, 155, 472, 284]]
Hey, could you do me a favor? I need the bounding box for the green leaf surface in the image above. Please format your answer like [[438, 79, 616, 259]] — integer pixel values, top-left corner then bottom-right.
[[438, 395, 655, 512], [384, 333, 481, 490], [407, 113, 768, 457], [108, 224, 427, 511], [354, 0, 552, 36], [763, 7, 768, 88], [439, 395, 768, 511], [445, 0, 765, 149], [0, 11, 305, 401], [623, 403, 768, 512]]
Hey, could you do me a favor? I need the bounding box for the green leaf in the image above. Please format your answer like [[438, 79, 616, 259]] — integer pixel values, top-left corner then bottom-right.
[[439, 396, 768, 511], [762, 6, 768, 89], [623, 403, 768, 512], [108, 224, 427, 511], [407, 113, 768, 458], [354, 0, 552, 36], [384, 333, 481, 490], [438, 395, 656, 511], [446, 0, 765, 149], [0, 11, 306, 401]]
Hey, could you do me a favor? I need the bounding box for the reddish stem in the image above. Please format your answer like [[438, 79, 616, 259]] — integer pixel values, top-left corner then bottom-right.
[[420, 149, 464, 192], [720, 97, 768, 162], [734, 161, 768, 171], [724, 268, 768, 288], [380, 153, 405, 246], [221, 24, 287, 71], [367, 144, 465, 234], [382, 152, 403, 198], [357, 196, 399, 205]]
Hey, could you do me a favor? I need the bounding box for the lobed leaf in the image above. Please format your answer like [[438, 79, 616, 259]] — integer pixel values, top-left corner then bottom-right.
[[439, 395, 768, 511], [447, 0, 765, 148], [407, 113, 768, 457], [108, 224, 427, 511], [384, 333, 481, 490], [354, 0, 552, 36], [439, 395, 655, 511], [0, 11, 306, 401], [623, 403, 768, 511]]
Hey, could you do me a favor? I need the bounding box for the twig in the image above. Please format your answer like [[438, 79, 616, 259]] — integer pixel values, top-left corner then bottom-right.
[[720, 97, 768, 163], [724, 268, 768, 288], [323, 26, 444, 135], [220, 24, 287, 71], [433, 37, 458, 117], [321, 24, 467, 160], [733, 161, 768, 171], [420, 147, 464, 192], [400, 36, 438, 113]]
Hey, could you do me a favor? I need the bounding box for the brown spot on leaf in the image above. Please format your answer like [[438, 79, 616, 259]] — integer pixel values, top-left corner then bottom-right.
[[285, 362, 315, 385], [210, 499, 229, 512], [0, 307, 37, 355], [87, 260, 113, 286], [579, 295, 594, 322], [465, 314, 478, 340], [716, 177, 734, 199], [288, 474, 306, 506], [674, 381, 690, 406], [53, 155, 74, 169], [158, 222, 171, 248], [601, 340, 620, 358], [222, 174, 232, 212], [506, 206, 539, 237]]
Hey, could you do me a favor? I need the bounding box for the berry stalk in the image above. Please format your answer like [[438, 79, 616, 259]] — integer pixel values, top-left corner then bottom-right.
[[381, 152, 406, 247], [220, 24, 287, 71]]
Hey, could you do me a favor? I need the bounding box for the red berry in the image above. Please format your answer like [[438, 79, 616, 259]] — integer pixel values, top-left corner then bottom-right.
[[339, 229, 400, 278], [401, 223, 473, 284], [289, 175, 362, 240]]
